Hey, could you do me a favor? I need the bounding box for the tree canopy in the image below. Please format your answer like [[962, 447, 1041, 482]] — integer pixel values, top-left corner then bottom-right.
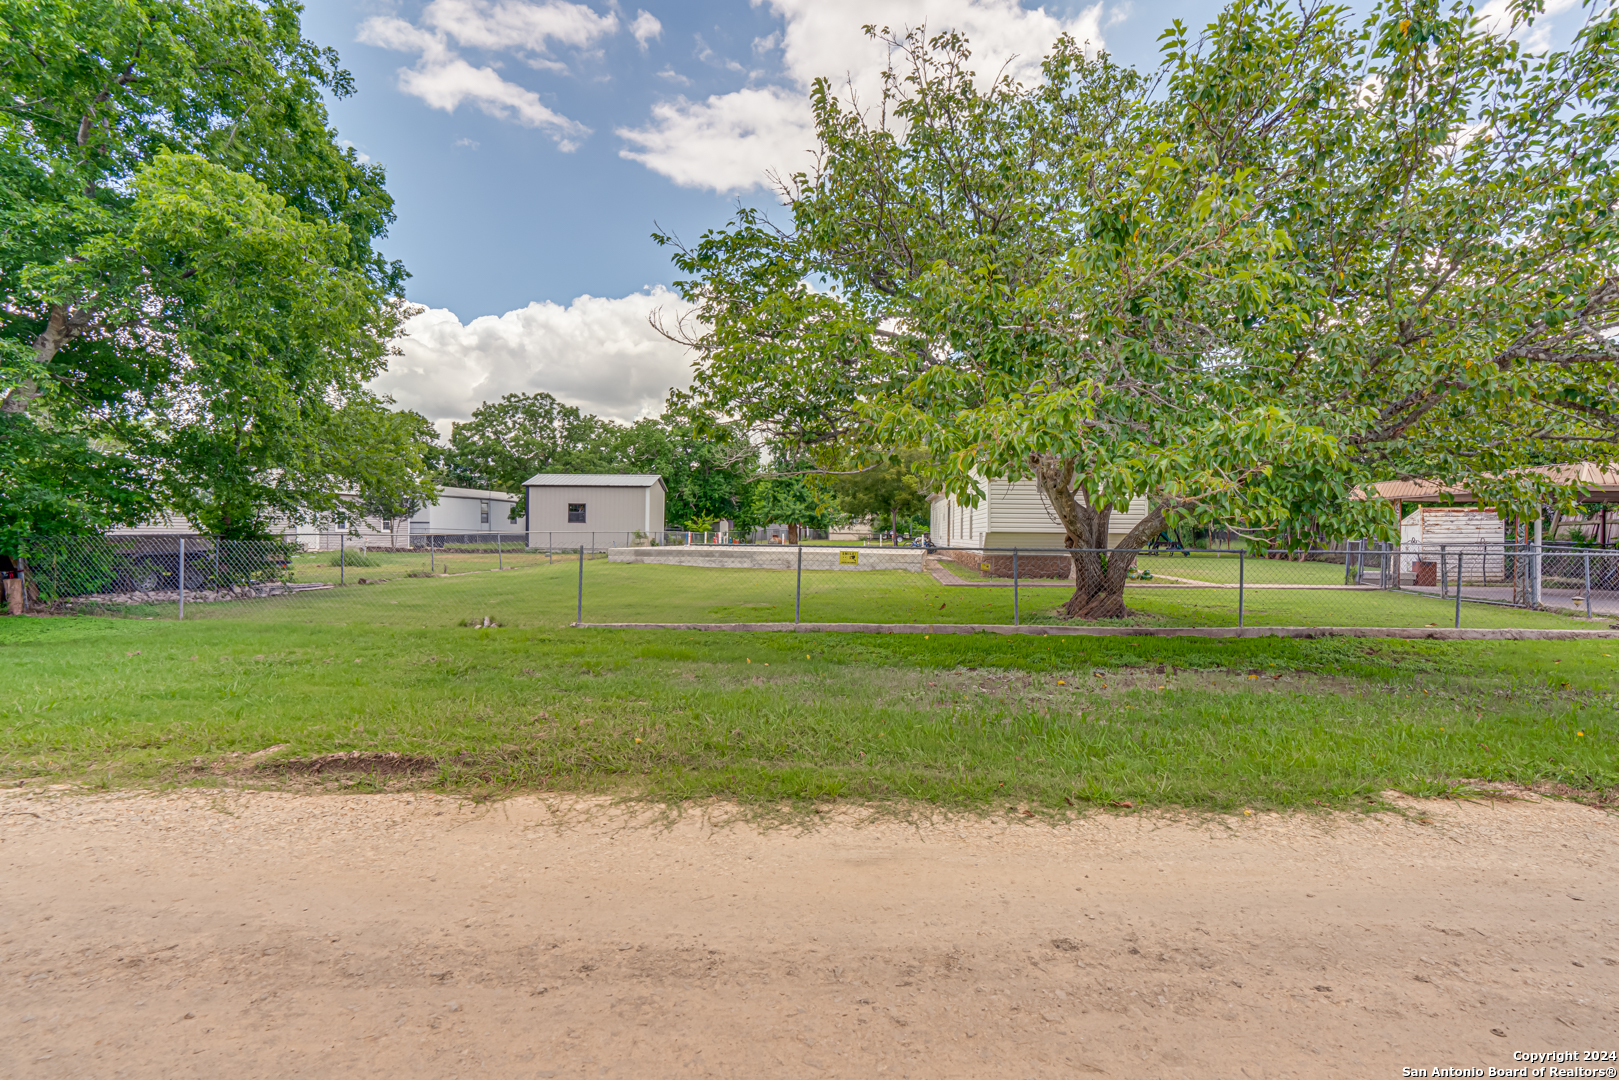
[[0, 0, 430, 545], [828, 452, 931, 536], [659, 0, 1619, 617], [442, 392, 774, 530]]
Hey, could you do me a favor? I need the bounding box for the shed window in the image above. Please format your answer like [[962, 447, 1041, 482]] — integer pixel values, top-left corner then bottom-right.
[[568, 503, 586, 524], [479, 500, 490, 524]]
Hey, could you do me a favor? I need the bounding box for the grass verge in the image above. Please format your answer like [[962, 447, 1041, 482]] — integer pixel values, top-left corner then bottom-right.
[[1, 615, 1612, 813]]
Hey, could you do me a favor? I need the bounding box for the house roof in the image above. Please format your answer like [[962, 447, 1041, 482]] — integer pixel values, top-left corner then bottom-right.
[[522, 472, 665, 489], [438, 486, 519, 501]]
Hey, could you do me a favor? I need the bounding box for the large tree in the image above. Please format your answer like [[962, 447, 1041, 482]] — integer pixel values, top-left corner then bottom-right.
[[829, 451, 930, 540], [660, 0, 1619, 619], [0, 0, 417, 544], [443, 392, 614, 496], [444, 391, 766, 529]]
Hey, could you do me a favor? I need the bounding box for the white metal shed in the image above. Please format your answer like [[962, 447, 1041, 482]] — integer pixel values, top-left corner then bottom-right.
[[523, 473, 666, 548]]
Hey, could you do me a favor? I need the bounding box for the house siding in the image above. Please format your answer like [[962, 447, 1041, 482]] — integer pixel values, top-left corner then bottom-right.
[[526, 482, 665, 545], [932, 478, 1153, 552], [409, 488, 523, 536]]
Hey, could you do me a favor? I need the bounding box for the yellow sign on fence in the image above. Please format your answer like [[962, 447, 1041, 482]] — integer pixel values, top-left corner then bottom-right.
[[839, 550, 860, 565]]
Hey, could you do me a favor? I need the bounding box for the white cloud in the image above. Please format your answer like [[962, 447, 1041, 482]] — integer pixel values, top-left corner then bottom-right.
[[426, 0, 620, 60], [694, 34, 748, 74], [1474, 0, 1580, 51], [359, 1, 626, 149], [620, 86, 816, 191], [371, 288, 697, 436], [629, 10, 663, 50], [617, 0, 1109, 193]]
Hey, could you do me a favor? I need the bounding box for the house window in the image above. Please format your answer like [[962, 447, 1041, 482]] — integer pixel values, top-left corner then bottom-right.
[[479, 500, 490, 525], [568, 503, 587, 524], [382, 518, 393, 531]]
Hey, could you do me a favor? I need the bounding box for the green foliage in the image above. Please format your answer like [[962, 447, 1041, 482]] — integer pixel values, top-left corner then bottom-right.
[[444, 392, 616, 495], [828, 451, 931, 533], [326, 551, 380, 568], [0, 0, 414, 546], [661, 1, 1619, 617], [20, 535, 121, 601], [442, 392, 771, 529]]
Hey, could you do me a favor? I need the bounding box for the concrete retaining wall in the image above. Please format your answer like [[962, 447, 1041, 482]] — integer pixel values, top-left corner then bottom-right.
[[607, 545, 925, 572], [948, 549, 1073, 579]]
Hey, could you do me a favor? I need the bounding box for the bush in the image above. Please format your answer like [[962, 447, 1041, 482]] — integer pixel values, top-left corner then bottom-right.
[[326, 552, 380, 567]]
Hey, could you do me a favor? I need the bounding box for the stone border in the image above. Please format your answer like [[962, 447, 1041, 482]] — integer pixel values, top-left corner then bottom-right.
[[574, 622, 1619, 640]]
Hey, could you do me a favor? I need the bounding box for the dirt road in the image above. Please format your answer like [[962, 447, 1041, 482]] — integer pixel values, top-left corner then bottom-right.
[[2, 789, 1615, 1079]]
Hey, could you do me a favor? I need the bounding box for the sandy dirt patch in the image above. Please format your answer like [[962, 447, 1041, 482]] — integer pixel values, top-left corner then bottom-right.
[[1, 789, 1615, 1079]]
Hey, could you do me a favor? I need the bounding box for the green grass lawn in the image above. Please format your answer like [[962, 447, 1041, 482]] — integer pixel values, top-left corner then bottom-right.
[[0, 610, 1612, 812], [1136, 552, 1359, 585], [284, 548, 565, 584], [80, 556, 1590, 632]]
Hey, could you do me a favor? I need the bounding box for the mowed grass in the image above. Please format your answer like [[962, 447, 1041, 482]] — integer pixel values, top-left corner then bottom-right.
[[148, 557, 1594, 631], [1136, 552, 1353, 585], [0, 612, 1613, 812]]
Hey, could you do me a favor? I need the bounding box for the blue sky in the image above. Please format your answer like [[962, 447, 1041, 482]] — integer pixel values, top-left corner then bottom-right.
[[309, 0, 1586, 431]]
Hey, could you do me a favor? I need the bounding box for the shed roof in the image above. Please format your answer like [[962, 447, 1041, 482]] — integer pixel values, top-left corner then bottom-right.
[[1371, 462, 1619, 504], [522, 472, 665, 489]]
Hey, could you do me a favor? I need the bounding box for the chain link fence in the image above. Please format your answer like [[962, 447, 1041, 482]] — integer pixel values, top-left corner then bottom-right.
[[574, 544, 1604, 629], [2, 535, 1609, 631]]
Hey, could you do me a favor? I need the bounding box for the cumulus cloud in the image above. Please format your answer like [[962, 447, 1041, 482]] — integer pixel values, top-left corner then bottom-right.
[[620, 86, 814, 191], [629, 10, 663, 50], [617, 0, 1108, 193], [427, 0, 619, 61], [370, 288, 697, 436], [359, 0, 625, 149]]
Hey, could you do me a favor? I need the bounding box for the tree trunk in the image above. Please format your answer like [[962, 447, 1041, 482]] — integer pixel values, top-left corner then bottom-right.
[[2, 305, 84, 417], [1028, 453, 1168, 621]]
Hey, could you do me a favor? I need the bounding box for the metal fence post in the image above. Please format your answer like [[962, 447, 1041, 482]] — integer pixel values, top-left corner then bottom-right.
[[1531, 518, 1543, 607], [177, 536, 185, 621], [1440, 544, 1448, 599], [1454, 551, 1462, 629], [576, 544, 584, 625], [795, 543, 802, 628], [1013, 547, 1019, 627], [430, 538, 435, 574], [497, 533, 502, 570], [1584, 551, 1594, 620], [1237, 549, 1245, 629], [339, 531, 345, 586]]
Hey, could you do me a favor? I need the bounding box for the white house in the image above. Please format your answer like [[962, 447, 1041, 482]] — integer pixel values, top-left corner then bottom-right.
[[407, 487, 524, 537], [929, 478, 1152, 550], [929, 477, 1153, 578], [523, 473, 666, 548], [114, 486, 523, 550]]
